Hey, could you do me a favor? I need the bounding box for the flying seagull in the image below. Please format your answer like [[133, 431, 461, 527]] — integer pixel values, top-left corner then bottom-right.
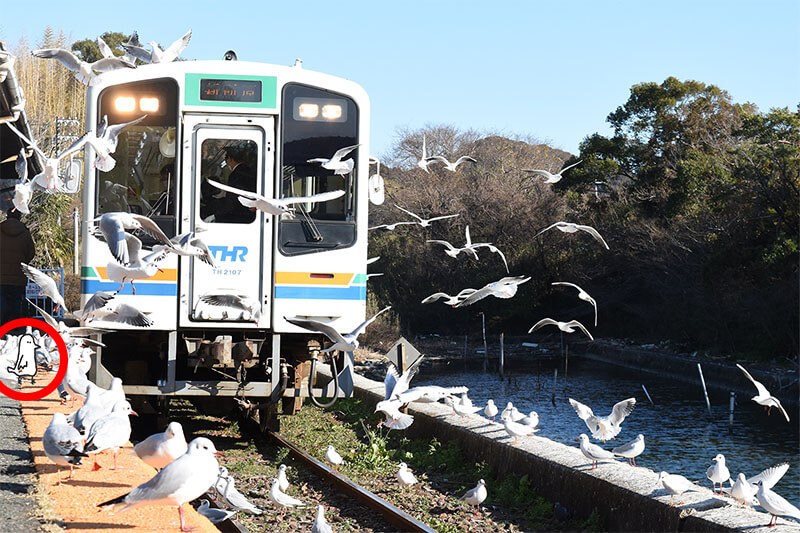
[[421, 288, 478, 307], [77, 114, 147, 171], [208, 179, 344, 216], [427, 225, 479, 260], [425, 155, 477, 172], [285, 307, 391, 353], [528, 318, 594, 341], [455, 275, 530, 307], [736, 364, 790, 422], [93, 211, 172, 265], [394, 204, 460, 227], [20, 263, 68, 314], [522, 159, 582, 184], [307, 144, 360, 176], [121, 29, 192, 63], [569, 397, 636, 442], [32, 47, 134, 85], [535, 221, 609, 250], [552, 282, 598, 326], [417, 134, 437, 173]]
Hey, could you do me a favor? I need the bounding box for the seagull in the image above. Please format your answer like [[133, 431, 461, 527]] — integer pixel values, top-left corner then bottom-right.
[[724, 463, 790, 506], [277, 464, 290, 492], [84, 400, 138, 470], [612, 434, 645, 466], [444, 396, 482, 419], [504, 417, 538, 445], [72, 383, 107, 437], [312, 505, 333, 533], [376, 356, 424, 428], [74, 291, 115, 322], [535, 221, 609, 250], [755, 480, 800, 527], [528, 318, 594, 341], [31, 47, 134, 85], [484, 399, 498, 421], [427, 225, 479, 260], [656, 471, 695, 506], [325, 445, 344, 472], [425, 155, 477, 172], [552, 282, 598, 326], [25, 299, 109, 347], [42, 412, 87, 482], [80, 114, 148, 171], [368, 220, 418, 231], [417, 134, 437, 173], [397, 462, 418, 488], [95, 36, 116, 59], [706, 454, 731, 494], [198, 293, 261, 323], [7, 123, 86, 193], [20, 263, 68, 313], [522, 159, 582, 184], [307, 144, 360, 176], [94, 211, 173, 265], [121, 29, 192, 64], [285, 306, 391, 353], [460, 479, 487, 514], [392, 385, 469, 405], [155, 231, 216, 267], [421, 288, 478, 307], [87, 302, 153, 327], [215, 466, 264, 514], [569, 398, 636, 442], [500, 402, 514, 421], [519, 411, 539, 428], [382, 356, 424, 402], [268, 477, 308, 517], [134, 422, 189, 471], [197, 499, 236, 525], [208, 179, 345, 216], [98, 437, 221, 533], [394, 204, 460, 227], [736, 364, 791, 421], [455, 276, 531, 307], [576, 434, 617, 470], [105, 234, 168, 294]]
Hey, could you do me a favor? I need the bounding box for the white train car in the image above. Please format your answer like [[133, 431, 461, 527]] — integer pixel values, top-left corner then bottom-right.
[[80, 54, 378, 414]]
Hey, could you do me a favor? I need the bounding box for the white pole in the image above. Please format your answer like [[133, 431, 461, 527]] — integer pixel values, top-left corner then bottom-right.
[[499, 333, 504, 379], [641, 384, 654, 405], [481, 313, 488, 372], [72, 208, 79, 274], [697, 363, 712, 415]]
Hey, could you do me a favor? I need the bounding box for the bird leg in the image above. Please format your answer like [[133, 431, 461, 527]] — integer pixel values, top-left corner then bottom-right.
[[669, 495, 674, 507], [131, 280, 136, 295], [92, 455, 102, 471], [632, 457, 637, 467], [111, 448, 118, 470], [116, 278, 126, 294], [178, 504, 196, 532]]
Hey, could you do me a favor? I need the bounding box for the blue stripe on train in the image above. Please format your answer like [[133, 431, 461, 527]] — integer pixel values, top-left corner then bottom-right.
[[81, 279, 178, 296], [274, 285, 366, 300]]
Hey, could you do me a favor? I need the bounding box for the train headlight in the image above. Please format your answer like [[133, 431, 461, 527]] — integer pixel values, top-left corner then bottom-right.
[[114, 96, 136, 112], [139, 97, 160, 112], [297, 103, 319, 119], [321, 104, 342, 120]]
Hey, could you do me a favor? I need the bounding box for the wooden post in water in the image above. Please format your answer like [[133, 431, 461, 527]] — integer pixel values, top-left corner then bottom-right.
[[564, 343, 569, 386], [463, 334, 468, 370], [729, 392, 735, 425], [551, 368, 558, 406], [481, 313, 488, 372], [697, 363, 712, 415], [499, 333, 505, 379]]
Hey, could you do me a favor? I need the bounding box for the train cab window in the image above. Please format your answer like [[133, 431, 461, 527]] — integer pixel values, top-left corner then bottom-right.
[[95, 78, 178, 240], [198, 139, 258, 224], [279, 83, 359, 255]]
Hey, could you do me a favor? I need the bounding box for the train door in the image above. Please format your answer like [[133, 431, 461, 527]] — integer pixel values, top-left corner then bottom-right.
[[178, 114, 274, 328]]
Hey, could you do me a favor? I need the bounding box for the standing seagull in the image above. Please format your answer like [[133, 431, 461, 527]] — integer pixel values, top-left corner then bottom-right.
[[42, 412, 87, 482], [460, 479, 487, 514], [552, 282, 598, 326], [121, 29, 192, 63], [285, 306, 391, 353], [755, 480, 800, 528], [31, 47, 134, 85], [569, 398, 636, 442], [312, 505, 333, 533], [307, 144, 360, 176], [397, 462, 418, 488], [736, 364, 791, 422], [535, 221, 609, 250], [20, 263, 68, 313], [528, 318, 594, 341], [208, 179, 344, 216], [269, 477, 308, 517], [484, 399, 498, 421], [706, 454, 731, 494], [577, 434, 618, 470], [394, 204, 460, 227], [134, 422, 189, 471], [98, 437, 221, 533], [656, 471, 694, 507], [523, 159, 582, 184], [84, 400, 138, 470], [196, 499, 236, 525], [612, 434, 645, 466], [455, 276, 531, 307], [325, 445, 344, 472], [214, 466, 264, 515]]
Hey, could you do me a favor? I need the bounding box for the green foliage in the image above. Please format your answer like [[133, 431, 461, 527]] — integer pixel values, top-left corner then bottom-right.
[[71, 31, 131, 62], [25, 193, 73, 268]]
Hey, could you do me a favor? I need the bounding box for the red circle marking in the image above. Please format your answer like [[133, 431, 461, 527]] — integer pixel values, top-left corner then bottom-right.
[[0, 318, 69, 401]]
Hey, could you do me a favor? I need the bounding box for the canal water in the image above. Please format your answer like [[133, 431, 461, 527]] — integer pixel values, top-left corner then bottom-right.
[[415, 356, 800, 508]]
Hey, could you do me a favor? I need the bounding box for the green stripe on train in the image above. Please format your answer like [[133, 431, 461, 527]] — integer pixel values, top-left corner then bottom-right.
[[184, 73, 277, 108]]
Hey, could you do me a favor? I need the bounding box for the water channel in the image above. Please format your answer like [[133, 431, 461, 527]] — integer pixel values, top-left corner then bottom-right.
[[415, 355, 800, 508]]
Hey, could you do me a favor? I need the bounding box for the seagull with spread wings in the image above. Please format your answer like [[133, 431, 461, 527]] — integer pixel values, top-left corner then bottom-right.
[[569, 397, 636, 442], [20, 263, 68, 314], [207, 179, 344, 216], [94, 212, 174, 265], [535, 221, 609, 250], [285, 306, 391, 353], [736, 364, 791, 422], [121, 29, 192, 63], [523, 159, 582, 184], [427, 225, 479, 260], [551, 282, 598, 326], [32, 47, 134, 85], [528, 318, 594, 341], [76, 114, 147, 171], [425, 155, 477, 172], [421, 288, 478, 307], [455, 276, 530, 307], [307, 144, 360, 176], [394, 204, 460, 227]]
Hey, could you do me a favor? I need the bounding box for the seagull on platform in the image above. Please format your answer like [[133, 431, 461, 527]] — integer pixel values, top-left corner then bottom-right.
[[706, 454, 731, 494], [135, 422, 189, 471], [455, 276, 531, 307], [504, 417, 538, 445], [528, 318, 594, 341], [535, 221, 609, 250], [98, 437, 221, 533], [460, 479, 487, 513], [755, 480, 800, 527], [208, 179, 345, 216], [72, 384, 107, 437], [154, 231, 216, 267], [215, 466, 264, 514], [43, 412, 87, 482], [285, 306, 391, 353], [519, 411, 539, 428], [312, 505, 333, 533], [723, 463, 789, 506], [425, 155, 477, 172], [32, 47, 134, 85], [79, 114, 147, 171], [736, 364, 791, 422], [397, 462, 418, 488], [656, 471, 695, 506], [484, 399, 498, 421], [421, 288, 478, 307], [94, 211, 173, 265], [121, 29, 192, 63], [394, 204, 460, 227], [569, 398, 636, 442], [197, 499, 236, 525], [444, 396, 482, 419], [552, 282, 598, 326], [523, 159, 582, 184], [612, 434, 645, 466], [84, 400, 138, 470], [307, 144, 360, 176], [20, 263, 68, 313], [577, 434, 617, 470]]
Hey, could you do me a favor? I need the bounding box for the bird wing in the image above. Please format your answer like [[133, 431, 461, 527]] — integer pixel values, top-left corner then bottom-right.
[[91, 57, 135, 74], [25, 299, 58, 329], [453, 286, 492, 307], [552, 281, 580, 291], [421, 292, 449, 304], [96, 37, 114, 58], [426, 239, 456, 252], [120, 43, 152, 62], [32, 48, 82, 72], [522, 169, 554, 179], [331, 144, 360, 162], [528, 318, 558, 334], [612, 439, 637, 455], [735, 364, 771, 398], [384, 363, 400, 400], [576, 224, 610, 249], [454, 156, 477, 167], [393, 204, 423, 223], [393, 355, 424, 397], [534, 222, 559, 239], [124, 233, 144, 263], [109, 304, 153, 327], [425, 155, 449, 166], [560, 159, 583, 174], [98, 214, 129, 264], [279, 190, 345, 206], [748, 463, 789, 490], [569, 398, 595, 421], [130, 214, 173, 246], [425, 213, 460, 223], [6, 122, 46, 160], [208, 179, 268, 203], [14, 148, 28, 182], [163, 29, 192, 62], [20, 263, 57, 296], [104, 115, 147, 144], [284, 317, 347, 345], [473, 243, 509, 273], [349, 306, 392, 338], [608, 398, 636, 425], [83, 291, 115, 314], [564, 320, 594, 341], [200, 294, 246, 308]]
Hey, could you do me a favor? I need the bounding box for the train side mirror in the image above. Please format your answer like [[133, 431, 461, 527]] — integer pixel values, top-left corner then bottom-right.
[[368, 156, 385, 205]]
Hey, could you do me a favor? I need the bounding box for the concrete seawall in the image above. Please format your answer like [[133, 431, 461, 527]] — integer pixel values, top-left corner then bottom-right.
[[341, 370, 795, 532]]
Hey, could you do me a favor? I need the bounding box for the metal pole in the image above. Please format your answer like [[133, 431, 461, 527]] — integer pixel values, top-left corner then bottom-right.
[[729, 392, 735, 426], [481, 313, 488, 372], [499, 333, 504, 379], [697, 363, 712, 415], [551, 368, 558, 406], [72, 208, 79, 274], [642, 384, 654, 405]]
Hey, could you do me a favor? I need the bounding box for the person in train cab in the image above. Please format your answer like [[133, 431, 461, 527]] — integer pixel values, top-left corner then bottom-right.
[[215, 144, 257, 223], [0, 209, 35, 324]]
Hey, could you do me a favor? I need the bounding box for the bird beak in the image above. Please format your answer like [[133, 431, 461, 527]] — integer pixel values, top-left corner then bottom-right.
[[130, 410, 139, 416], [214, 451, 224, 457]]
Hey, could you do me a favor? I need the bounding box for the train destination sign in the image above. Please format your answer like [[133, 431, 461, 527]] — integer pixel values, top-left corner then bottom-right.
[[200, 78, 262, 103]]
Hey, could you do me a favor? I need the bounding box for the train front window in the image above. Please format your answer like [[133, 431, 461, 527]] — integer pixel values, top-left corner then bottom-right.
[[198, 139, 258, 224], [95, 78, 178, 239], [279, 83, 359, 255]]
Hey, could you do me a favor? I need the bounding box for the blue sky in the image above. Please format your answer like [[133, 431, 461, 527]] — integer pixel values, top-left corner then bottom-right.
[[1, 1, 797, 159]]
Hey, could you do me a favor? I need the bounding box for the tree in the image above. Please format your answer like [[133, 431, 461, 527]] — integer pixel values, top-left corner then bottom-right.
[[71, 31, 131, 62]]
